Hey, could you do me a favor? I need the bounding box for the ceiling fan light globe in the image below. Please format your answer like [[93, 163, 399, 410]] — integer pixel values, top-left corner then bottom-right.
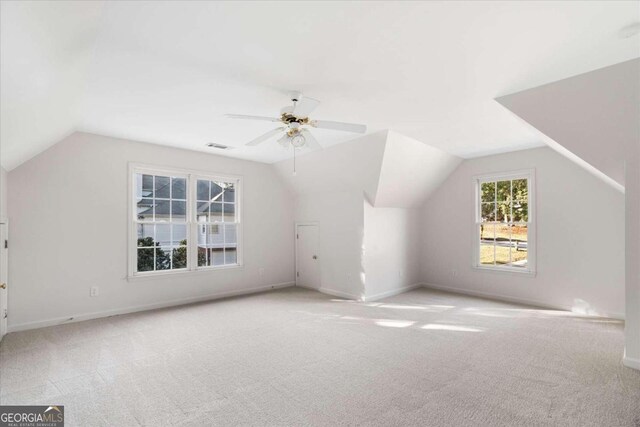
[[291, 134, 306, 148]]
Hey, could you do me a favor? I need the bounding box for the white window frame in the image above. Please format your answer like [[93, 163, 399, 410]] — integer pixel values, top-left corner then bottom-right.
[[128, 163, 243, 279], [472, 169, 536, 275]]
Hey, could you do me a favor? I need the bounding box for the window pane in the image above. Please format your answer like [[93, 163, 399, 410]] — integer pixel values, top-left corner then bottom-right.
[[223, 183, 235, 202], [513, 201, 528, 222], [197, 201, 210, 218], [496, 181, 510, 202], [225, 248, 237, 264], [211, 182, 224, 202], [223, 203, 235, 222], [197, 223, 208, 267], [496, 202, 510, 222], [207, 224, 224, 248], [211, 249, 225, 266], [137, 248, 154, 272], [495, 224, 511, 265], [210, 202, 223, 222], [173, 224, 187, 246], [137, 199, 154, 220], [197, 180, 210, 201], [172, 246, 187, 269], [495, 224, 510, 242], [198, 246, 208, 267], [512, 179, 528, 202], [481, 203, 495, 222], [209, 226, 223, 267], [156, 247, 171, 270], [137, 224, 154, 246], [141, 174, 154, 198], [481, 182, 495, 203], [495, 246, 511, 265], [172, 201, 186, 222], [511, 225, 528, 267], [172, 177, 186, 200], [156, 224, 171, 246], [224, 223, 238, 246], [155, 176, 171, 199], [480, 224, 495, 265], [155, 200, 170, 221]]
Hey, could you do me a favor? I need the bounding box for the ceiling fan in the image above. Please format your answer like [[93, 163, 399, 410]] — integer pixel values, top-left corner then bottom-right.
[[225, 92, 367, 151]]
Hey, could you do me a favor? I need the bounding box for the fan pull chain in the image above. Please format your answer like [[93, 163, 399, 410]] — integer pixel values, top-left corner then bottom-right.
[[293, 145, 297, 176]]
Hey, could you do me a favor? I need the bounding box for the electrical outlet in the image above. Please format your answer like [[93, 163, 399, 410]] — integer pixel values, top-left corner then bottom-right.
[[258, 267, 265, 276], [451, 270, 458, 277], [398, 269, 404, 278], [90, 286, 99, 297]]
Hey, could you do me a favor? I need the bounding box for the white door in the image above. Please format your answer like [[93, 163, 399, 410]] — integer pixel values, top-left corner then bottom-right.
[[0, 222, 7, 340], [296, 225, 320, 290]]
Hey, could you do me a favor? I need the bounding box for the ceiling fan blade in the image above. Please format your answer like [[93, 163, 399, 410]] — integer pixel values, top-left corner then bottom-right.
[[226, 114, 281, 122], [277, 133, 290, 150], [310, 120, 366, 133], [246, 127, 285, 146], [292, 96, 320, 118], [301, 129, 322, 150]]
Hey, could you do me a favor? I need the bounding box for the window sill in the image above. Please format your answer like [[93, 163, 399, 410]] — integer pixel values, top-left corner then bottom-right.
[[127, 264, 243, 282], [472, 265, 536, 277]]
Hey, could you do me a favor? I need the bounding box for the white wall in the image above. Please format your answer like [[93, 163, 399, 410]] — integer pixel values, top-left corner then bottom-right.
[[294, 190, 365, 300], [279, 130, 459, 301], [0, 166, 7, 218], [363, 201, 421, 300], [422, 147, 625, 318], [625, 150, 640, 368], [7, 132, 294, 330], [276, 133, 386, 300]]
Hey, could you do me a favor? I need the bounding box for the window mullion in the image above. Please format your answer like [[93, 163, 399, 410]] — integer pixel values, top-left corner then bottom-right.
[[188, 174, 197, 271]]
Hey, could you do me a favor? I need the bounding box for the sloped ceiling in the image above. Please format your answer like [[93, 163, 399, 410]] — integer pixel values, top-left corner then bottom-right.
[[0, 1, 105, 170], [274, 130, 461, 209], [273, 131, 389, 203], [496, 58, 640, 191], [375, 131, 462, 208], [1, 1, 639, 170]]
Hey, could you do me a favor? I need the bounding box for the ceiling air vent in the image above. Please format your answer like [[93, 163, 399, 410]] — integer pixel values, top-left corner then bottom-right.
[[206, 143, 232, 150]]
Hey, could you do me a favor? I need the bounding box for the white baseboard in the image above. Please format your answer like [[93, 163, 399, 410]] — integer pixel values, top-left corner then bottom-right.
[[364, 283, 423, 302], [421, 283, 625, 320], [623, 355, 640, 371], [296, 283, 362, 301], [8, 281, 295, 333], [296, 283, 423, 302]]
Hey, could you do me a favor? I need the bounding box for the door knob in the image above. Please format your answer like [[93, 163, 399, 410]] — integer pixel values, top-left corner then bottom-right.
[[0, 283, 6, 289], [312, 255, 318, 260]]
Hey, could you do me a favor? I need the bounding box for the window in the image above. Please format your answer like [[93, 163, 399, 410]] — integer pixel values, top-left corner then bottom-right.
[[473, 170, 534, 274], [130, 165, 241, 277], [195, 178, 238, 267]]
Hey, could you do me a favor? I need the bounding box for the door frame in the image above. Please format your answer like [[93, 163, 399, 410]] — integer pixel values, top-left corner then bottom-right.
[[294, 222, 319, 288], [0, 217, 8, 341]]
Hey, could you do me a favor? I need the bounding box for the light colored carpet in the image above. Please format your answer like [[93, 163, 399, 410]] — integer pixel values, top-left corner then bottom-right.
[[1, 287, 639, 426]]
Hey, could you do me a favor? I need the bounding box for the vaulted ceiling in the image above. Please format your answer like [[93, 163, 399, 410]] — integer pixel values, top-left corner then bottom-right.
[[1, 1, 638, 170]]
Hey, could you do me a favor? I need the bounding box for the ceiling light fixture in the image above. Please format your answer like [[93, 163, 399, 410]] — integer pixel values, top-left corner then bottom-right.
[[290, 133, 306, 148]]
